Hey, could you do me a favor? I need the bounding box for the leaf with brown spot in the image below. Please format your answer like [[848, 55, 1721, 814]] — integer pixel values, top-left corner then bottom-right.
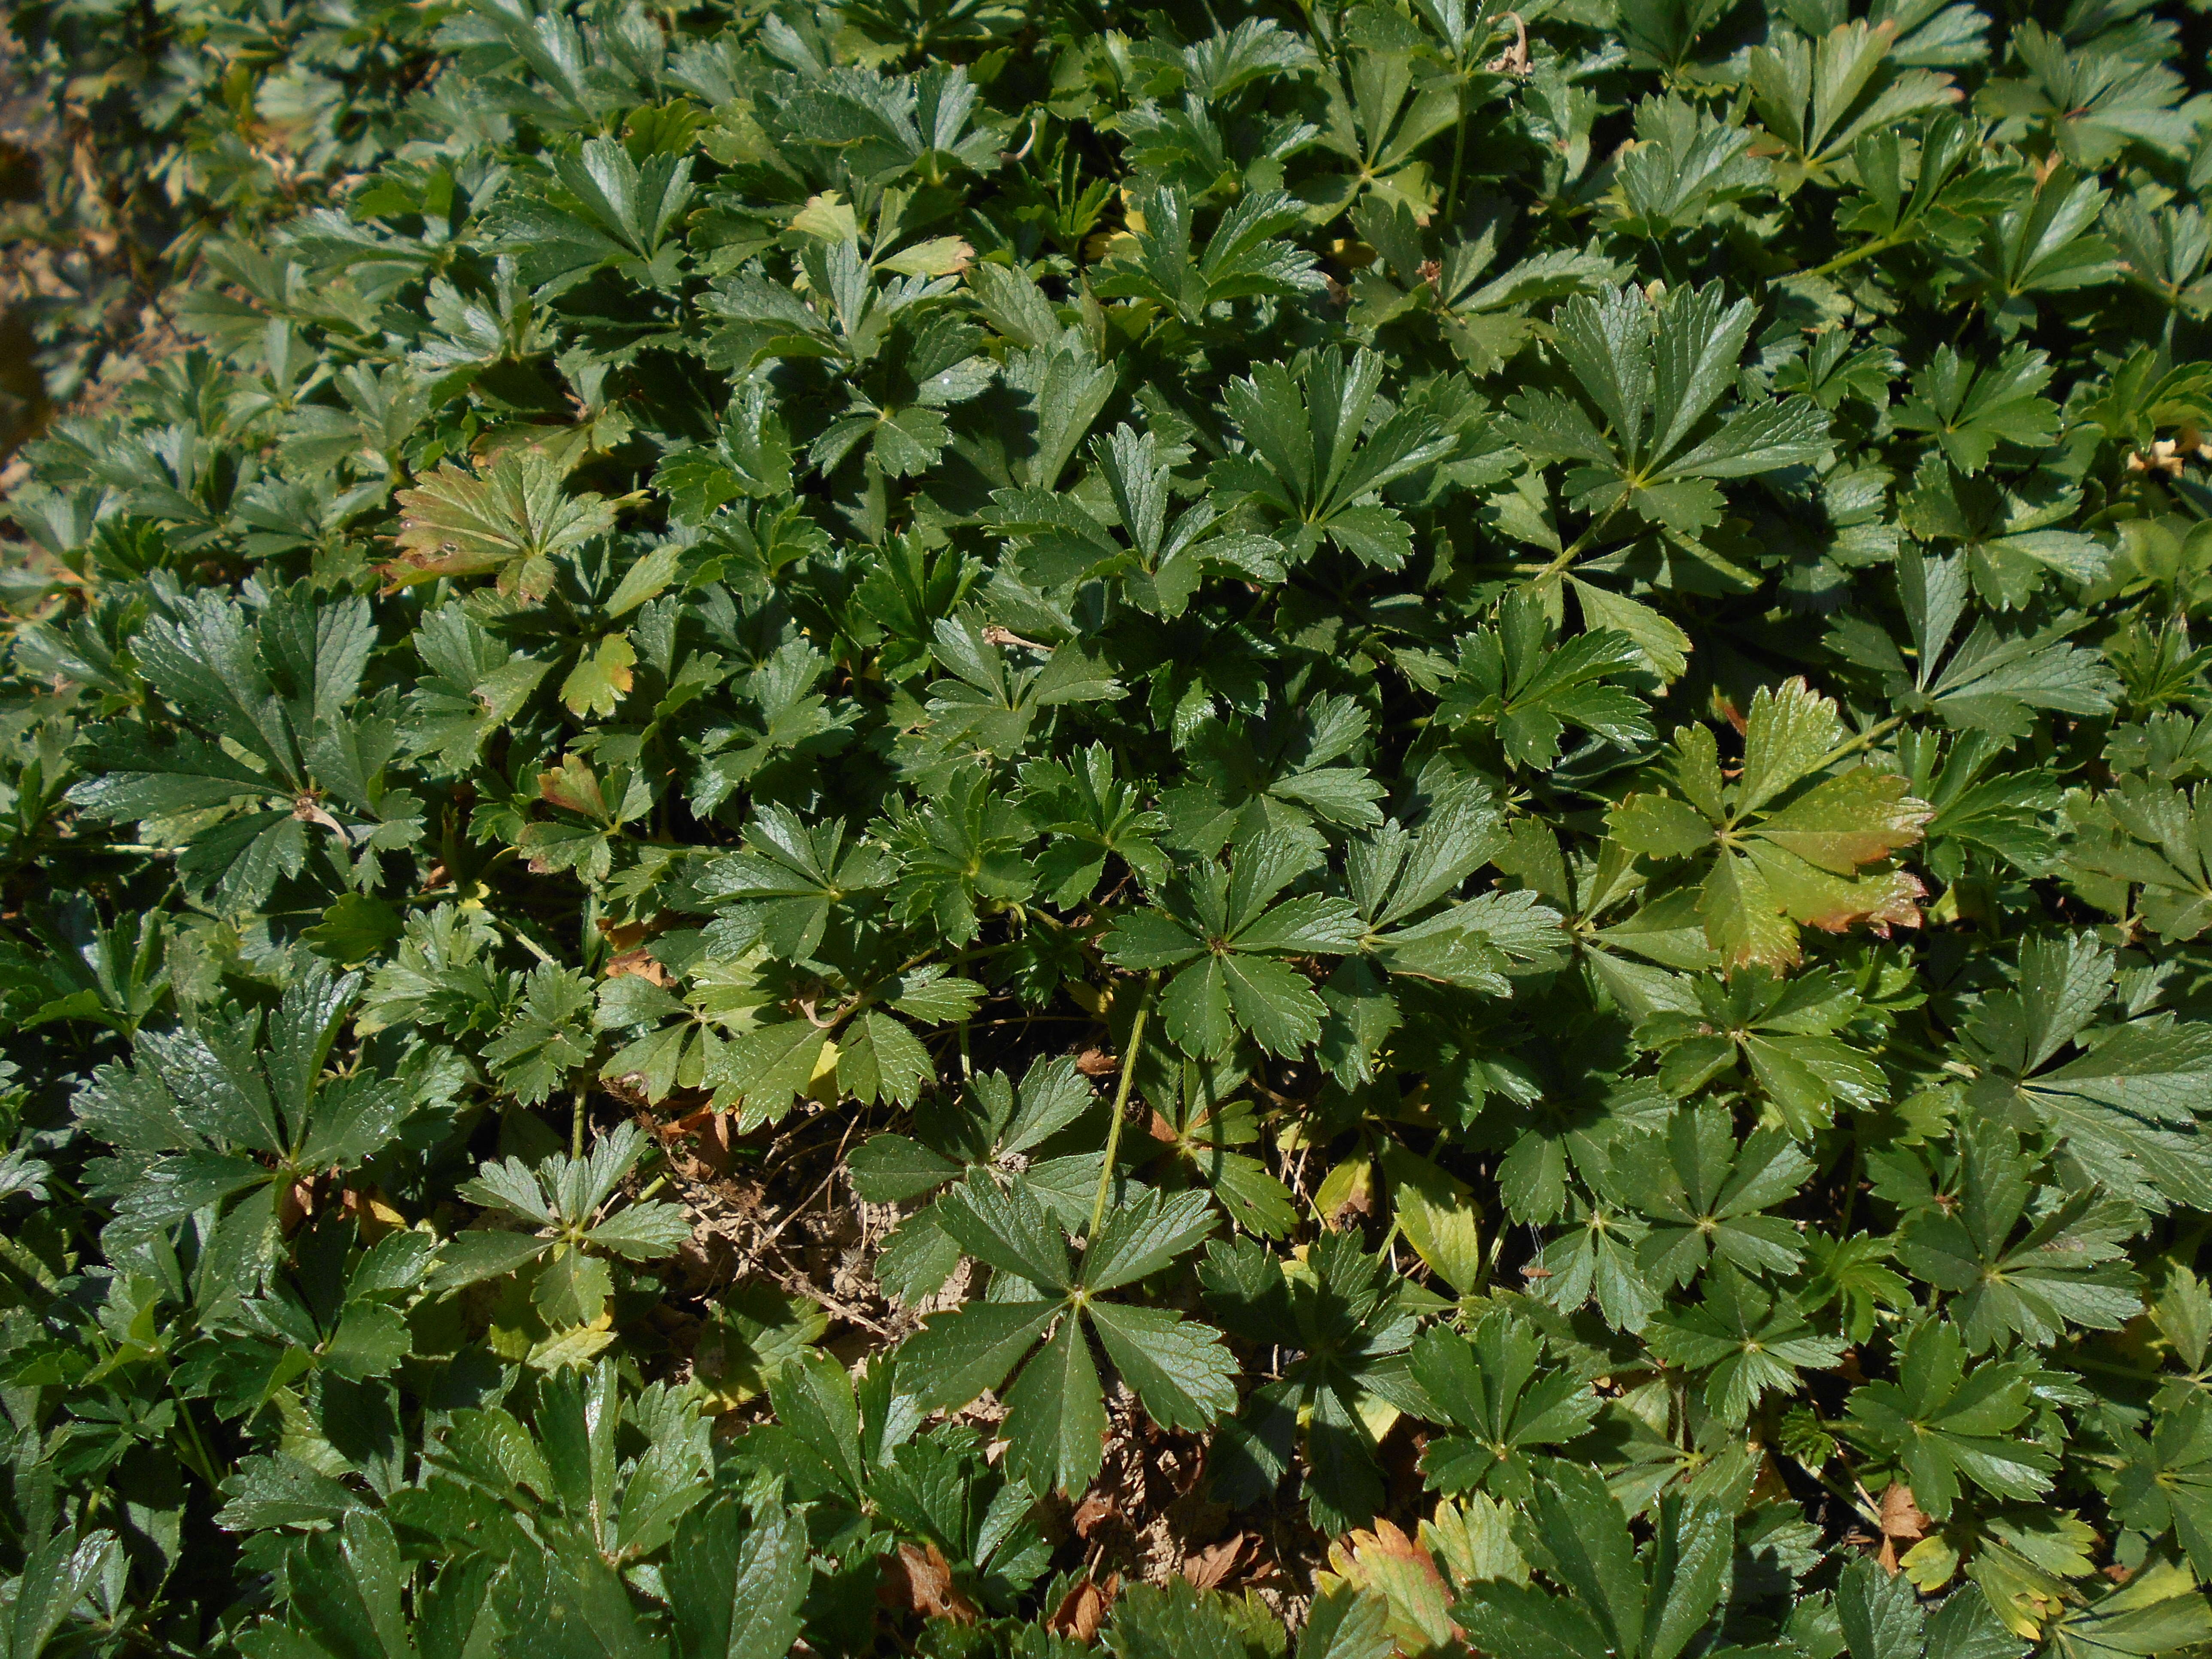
[[1325, 1519, 1461, 1656], [1612, 681, 1932, 969], [387, 448, 616, 601], [538, 754, 608, 820], [1315, 1152, 1377, 1230]]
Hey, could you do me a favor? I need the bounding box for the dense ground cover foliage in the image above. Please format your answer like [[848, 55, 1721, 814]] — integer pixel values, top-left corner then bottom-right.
[[4, 0, 2212, 1647]]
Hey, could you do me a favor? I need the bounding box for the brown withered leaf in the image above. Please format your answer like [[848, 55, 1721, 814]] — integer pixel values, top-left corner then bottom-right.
[[1045, 1573, 1118, 1642], [604, 946, 669, 985], [1182, 1536, 1246, 1592], [1072, 1491, 1120, 1540], [878, 1541, 978, 1625], [1876, 1482, 1930, 1574]]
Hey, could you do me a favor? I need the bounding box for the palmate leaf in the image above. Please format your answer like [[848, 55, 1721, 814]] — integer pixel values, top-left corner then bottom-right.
[[852, 1057, 1101, 1302], [1606, 96, 1773, 243], [2065, 778, 2212, 942], [1835, 110, 2019, 256], [1977, 23, 2201, 171], [1016, 744, 1170, 906], [1091, 184, 1328, 325], [1413, 1309, 1601, 1498], [655, 383, 796, 527], [1830, 548, 2120, 739], [1892, 346, 2062, 474], [1959, 932, 2212, 1211], [1954, 167, 2120, 334], [1437, 591, 1655, 769], [1895, 456, 2113, 608], [899, 1181, 1234, 1495], [1103, 829, 1364, 1057], [67, 583, 418, 915], [1747, 18, 1962, 190], [881, 766, 1036, 946], [1636, 969, 1887, 1136], [1201, 1231, 1425, 1534], [687, 641, 854, 810], [1454, 1463, 1735, 1659], [1504, 283, 1828, 541], [2114, 1396, 2212, 1583], [1645, 1265, 1846, 1425], [23, 0, 2212, 1640], [73, 964, 411, 1296], [1607, 679, 1932, 969], [1895, 1119, 2142, 1351], [483, 963, 596, 1106], [1830, 1556, 2024, 1659], [665, 1499, 811, 1659], [1135, 1052, 1300, 1238], [1840, 1319, 2059, 1518], [1349, 196, 1622, 374], [1902, 728, 2063, 880], [921, 610, 1122, 759], [1209, 348, 1454, 569], [1164, 696, 1391, 854], [776, 63, 1005, 185], [490, 135, 696, 290], [388, 448, 617, 600], [1611, 1103, 1817, 1285], [988, 422, 1284, 616], [1531, 1185, 1663, 1334], [405, 604, 552, 772]]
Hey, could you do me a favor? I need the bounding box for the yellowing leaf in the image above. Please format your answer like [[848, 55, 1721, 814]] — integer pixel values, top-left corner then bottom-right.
[[879, 235, 974, 276], [1378, 1141, 1483, 1296], [1614, 678, 1932, 969], [389, 448, 617, 601], [559, 633, 636, 717], [790, 191, 860, 242]]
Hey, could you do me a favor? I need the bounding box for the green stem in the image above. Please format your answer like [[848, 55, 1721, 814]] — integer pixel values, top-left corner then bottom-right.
[[1528, 504, 1624, 586], [174, 1397, 223, 1487], [1810, 712, 1906, 774], [1802, 233, 1903, 281], [1088, 971, 1157, 1242], [1836, 1114, 1865, 1240], [1446, 85, 1471, 223]]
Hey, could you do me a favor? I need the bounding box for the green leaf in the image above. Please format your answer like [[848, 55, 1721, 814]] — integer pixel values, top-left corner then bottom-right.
[[1840, 1320, 2058, 1517], [1896, 1120, 2140, 1351], [665, 1498, 810, 1659], [1607, 679, 1930, 969], [1893, 346, 2061, 474], [1085, 1299, 1237, 1432], [1000, 1310, 1110, 1497], [1413, 1311, 1602, 1498], [899, 1298, 1062, 1411], [1646, 1265, 1847, 1424]]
